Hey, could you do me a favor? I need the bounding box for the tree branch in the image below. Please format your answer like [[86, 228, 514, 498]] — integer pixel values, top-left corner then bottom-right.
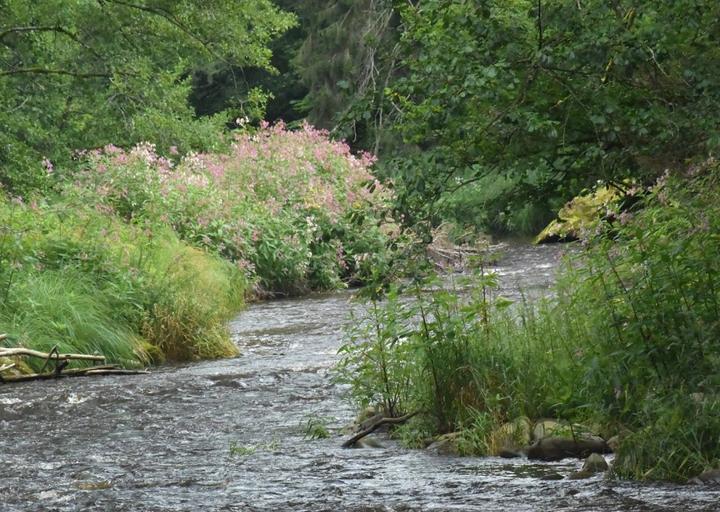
[[0, 25, 106, 62], [0, 68, 112, 78], [100, 0, 226, 62]]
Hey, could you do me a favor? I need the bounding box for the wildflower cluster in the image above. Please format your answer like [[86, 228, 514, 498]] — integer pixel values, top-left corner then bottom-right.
[[67, 123, 393, 294]]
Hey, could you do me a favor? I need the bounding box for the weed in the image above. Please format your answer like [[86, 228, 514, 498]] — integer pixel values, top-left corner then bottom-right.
[[302, 416, 332, 440]]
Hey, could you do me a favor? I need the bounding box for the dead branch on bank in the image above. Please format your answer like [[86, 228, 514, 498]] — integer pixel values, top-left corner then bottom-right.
[[0, 337, 148, 384], [342, 410, 420, 448]]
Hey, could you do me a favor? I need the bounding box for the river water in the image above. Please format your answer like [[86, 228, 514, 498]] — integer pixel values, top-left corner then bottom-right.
[[1, 243, 718, 511]]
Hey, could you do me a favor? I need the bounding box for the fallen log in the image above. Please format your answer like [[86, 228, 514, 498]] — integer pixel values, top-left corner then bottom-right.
[[342, 410, 419, 448], [0, 365, 148, 383], [0, 347, 106, 362]]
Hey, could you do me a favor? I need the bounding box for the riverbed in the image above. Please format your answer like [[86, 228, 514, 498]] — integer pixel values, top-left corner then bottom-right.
[[1, 243, 718, 511]]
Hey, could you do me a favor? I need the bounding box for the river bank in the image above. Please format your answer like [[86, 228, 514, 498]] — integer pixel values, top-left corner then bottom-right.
[[1, 242, 718, 511]]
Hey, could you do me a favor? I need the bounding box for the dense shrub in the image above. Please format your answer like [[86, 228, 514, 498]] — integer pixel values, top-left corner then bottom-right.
[[67, 122, 391, 294]]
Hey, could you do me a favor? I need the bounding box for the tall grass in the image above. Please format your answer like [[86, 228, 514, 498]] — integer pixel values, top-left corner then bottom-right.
[[0, 270, 145, 369], [0, 197, 247, 365]]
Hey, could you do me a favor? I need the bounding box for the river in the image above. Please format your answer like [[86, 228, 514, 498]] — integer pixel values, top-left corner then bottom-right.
[[1, 243, 718, 511]]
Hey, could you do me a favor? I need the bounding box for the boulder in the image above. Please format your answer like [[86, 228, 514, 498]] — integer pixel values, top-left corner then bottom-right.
[[489, 417, 532, 458], [427, 432, 461, 456], [526, 436, 610, 461], [567, 454, 609, 479], [689, 469, 720, 485], [532, 419, 565, 441], [582, 453, 609, 473], [606, 435, 621, 453]]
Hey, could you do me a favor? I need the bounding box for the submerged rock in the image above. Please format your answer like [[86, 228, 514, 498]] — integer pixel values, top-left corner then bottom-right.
[[354, 436, 384, 449], [539, 472, 565, 481], [526, 436, 610, 461]]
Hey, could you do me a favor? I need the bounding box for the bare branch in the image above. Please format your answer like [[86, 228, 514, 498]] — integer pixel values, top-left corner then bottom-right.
[[0, 67, 112, 78]]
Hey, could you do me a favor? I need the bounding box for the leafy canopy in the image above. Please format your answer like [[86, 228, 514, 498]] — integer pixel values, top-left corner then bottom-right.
[[0, 0, 295, 194], [388, 0, 720, 231]]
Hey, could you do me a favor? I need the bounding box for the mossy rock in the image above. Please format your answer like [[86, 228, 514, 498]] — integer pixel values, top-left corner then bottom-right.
[[427, 432, 462, 456], [532, 419, 598, 442], [534, 186, 620, 243], [489, 416, 532, 457]]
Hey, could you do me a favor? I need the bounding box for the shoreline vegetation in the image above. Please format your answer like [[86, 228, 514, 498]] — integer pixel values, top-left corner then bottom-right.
[[0, 123, 393, 370], [2, 0, 720, 486], [339, 160, 720, 483]]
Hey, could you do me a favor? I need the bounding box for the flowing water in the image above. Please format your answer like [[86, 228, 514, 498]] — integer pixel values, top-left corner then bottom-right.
[[1, 243, 718, 511]]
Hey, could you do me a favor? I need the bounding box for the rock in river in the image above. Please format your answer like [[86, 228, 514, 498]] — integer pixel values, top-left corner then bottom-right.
[[526, 436, 610, 461]]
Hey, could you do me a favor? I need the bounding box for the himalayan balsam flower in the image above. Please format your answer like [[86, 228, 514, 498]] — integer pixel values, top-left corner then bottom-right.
[[42, 157, 54, 174]]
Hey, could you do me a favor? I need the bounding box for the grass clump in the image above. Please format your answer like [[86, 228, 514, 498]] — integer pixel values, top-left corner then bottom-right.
[[338, 160, 720, 481], [0, 197, 246, 366]]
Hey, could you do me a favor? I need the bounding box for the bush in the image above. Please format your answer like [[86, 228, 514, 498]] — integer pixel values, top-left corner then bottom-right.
[[66, 122, 392, 295]]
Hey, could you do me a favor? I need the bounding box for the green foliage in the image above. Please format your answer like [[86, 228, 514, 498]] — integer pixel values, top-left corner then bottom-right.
[[294, 0, 399, 152], [229, 439, 279, 457], [0, 270, 145, 370], [66, 124, 393, 295], [614, 394, 720, 481], [0, 196, 246, 365], [229, 442, 257, 457], [385, 0, 720, 232], [339, 161, 720, 480], [0, 0, 295, 195], [534, 185, 621, 242], [302, 415, 332, 440]]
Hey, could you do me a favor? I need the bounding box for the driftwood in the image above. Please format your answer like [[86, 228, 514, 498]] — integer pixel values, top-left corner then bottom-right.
[[0, 337, 147, 384], [1, 365, 148, 383], [0, 347, 105, 362], [342, 411, 419, 448]]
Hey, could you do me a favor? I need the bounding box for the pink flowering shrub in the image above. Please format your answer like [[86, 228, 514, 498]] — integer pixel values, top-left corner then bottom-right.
[[67, 123, 393, 294]]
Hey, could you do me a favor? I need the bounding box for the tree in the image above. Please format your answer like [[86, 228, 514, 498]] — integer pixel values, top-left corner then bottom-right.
[[388, 0, 720, 232], [294, 0, 400, 154], [0, 0, 294, 194]]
